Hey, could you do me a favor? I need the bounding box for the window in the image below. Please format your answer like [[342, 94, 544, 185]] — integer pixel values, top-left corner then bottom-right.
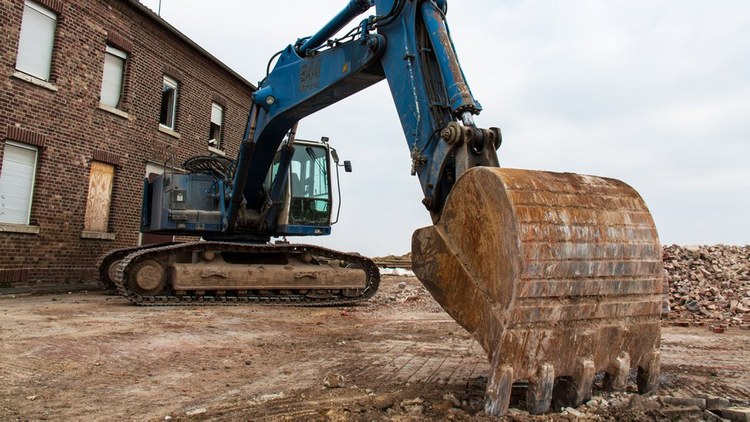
[[83, 161, 114, 233], [100, 46, 127, 108], [160, 76, 178, 130], [209, 102, 223, 149], [289, 145, 331, 226], [0, 142, 39, 225], [16, 1, 57, 81]]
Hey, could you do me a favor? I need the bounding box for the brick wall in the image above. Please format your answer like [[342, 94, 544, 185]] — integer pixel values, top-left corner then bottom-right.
[[0, 0, 253, 286]]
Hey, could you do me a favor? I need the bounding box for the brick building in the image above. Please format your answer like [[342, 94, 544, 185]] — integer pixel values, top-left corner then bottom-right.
[[0, 0, 255, 286]]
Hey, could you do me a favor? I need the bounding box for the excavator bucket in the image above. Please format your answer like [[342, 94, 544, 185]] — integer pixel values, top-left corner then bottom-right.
[[411, 167, 662, 415]]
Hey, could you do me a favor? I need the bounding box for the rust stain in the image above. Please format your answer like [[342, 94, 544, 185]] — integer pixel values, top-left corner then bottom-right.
[[412, 167, 662, 416]]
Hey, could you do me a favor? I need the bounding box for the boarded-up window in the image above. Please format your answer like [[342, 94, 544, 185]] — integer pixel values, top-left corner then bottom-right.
[[83, 161, 114, 232]]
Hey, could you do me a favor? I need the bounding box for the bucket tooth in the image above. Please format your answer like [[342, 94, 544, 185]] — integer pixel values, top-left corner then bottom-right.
[[552, 358, 596, 409], [526, 363, 554, 414], [572, 359, 596, 406], [485, 358, 513, 416], [603, 352, 631, 392], [411, 167, 663, 415], [637, 350, 660, 394]]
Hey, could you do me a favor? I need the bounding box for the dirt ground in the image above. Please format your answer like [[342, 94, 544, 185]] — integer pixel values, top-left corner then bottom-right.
[[1, 276, 749, 421]]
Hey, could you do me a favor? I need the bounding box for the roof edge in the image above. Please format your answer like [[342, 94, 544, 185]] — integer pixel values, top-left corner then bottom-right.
[[125, 0, 257, 91]]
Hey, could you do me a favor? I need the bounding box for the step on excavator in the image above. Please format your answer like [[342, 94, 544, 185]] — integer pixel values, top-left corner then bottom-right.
[[98, 0, 662, 415]]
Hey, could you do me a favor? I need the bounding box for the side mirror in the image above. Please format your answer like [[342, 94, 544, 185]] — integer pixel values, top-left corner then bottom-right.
[[344, 160, 352, 173]]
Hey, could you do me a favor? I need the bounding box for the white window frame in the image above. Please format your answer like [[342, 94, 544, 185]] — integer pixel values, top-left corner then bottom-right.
[[16, 0, 58, 82], [160, 75, 178, 130], [100, 45, 127, 109], [209, 102, 224, 150], [0, 141, 39, 226]]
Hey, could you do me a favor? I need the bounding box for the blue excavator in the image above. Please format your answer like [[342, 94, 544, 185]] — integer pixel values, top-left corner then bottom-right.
[[99, 0, 664, 415]]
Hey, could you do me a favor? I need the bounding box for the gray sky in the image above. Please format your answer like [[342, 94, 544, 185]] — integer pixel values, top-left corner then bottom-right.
[[140, 0, 750, 256]]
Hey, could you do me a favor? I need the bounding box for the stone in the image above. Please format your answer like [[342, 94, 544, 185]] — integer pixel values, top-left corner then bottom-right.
[[324, 373, 345, 388], [662, 245, 750, 327], [401, 397, 424, 407], [684, 299, 701, 312], [661, 406, 703, 417], [707, 397, 731, 410], [587, 396, 604, 406], [400, 397, 425, 415], [662, 396, 707, 410], [325, 409, 351, 422], [561, 407, 585, 418], [443, 393, 461, 408], [722, 407, 750, 422], [185, 408, 207, 416], [372, 395, 395, 410]]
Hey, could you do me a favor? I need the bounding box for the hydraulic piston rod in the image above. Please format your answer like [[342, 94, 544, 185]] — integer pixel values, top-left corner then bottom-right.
[[296, 0, 372, 57]]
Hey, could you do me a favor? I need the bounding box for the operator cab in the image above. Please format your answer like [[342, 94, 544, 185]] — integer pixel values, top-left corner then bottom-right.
[[265, 139, 349, 236]]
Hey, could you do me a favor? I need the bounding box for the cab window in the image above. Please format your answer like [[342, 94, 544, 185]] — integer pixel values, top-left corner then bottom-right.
[[289, 145, 330, 225]]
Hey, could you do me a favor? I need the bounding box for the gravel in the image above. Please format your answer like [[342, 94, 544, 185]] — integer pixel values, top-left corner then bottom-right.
[[663, 245, 750, 327]]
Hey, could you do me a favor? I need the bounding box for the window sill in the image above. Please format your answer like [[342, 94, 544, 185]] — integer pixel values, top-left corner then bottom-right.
[[208, 146, 226, 156], [98, 103, 130, 119], [81, 231, 116, 240], [0, 223, 40, 234], [12, 71, 58, 92], [158, 125, 181, 139]]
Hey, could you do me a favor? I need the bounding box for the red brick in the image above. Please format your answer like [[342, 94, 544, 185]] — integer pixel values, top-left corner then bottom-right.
[[0, 0, 253, 287]]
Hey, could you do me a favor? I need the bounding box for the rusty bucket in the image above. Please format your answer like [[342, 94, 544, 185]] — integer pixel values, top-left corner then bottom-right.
[[412, 167, 662, 415]]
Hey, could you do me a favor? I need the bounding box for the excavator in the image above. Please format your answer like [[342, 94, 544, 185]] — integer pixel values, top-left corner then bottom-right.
[[98, 0, 663, 415]]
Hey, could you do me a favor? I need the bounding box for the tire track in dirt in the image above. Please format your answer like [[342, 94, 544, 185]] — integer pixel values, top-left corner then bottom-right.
[[2, 280, 749, 420]]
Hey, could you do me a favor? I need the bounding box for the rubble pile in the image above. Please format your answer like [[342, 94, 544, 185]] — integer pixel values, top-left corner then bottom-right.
[[663, 244, 750, 327], [372, 280, 435, 307], [374, 253, 412, 270], [376, 245, 750, 327]]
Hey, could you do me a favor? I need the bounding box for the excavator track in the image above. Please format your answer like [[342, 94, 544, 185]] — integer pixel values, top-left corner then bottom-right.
[[96, 243, 177, 293], [112, 242, 380, 306]]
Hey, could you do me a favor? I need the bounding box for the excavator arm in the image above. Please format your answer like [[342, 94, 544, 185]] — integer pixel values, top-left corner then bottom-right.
[[221, 0, 663, 415], [227, 0, 499, 230]]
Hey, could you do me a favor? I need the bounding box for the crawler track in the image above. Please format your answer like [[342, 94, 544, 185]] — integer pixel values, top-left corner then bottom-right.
[[112, 242, 380, 306], [97, 243, 178, 293]]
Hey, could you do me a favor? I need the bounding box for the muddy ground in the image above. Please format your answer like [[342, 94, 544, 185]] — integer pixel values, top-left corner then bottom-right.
[[1, 276, 749, 421]]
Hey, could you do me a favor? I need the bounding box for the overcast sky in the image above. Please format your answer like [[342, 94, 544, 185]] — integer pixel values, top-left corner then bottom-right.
[[139, 0, 749, 256]]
